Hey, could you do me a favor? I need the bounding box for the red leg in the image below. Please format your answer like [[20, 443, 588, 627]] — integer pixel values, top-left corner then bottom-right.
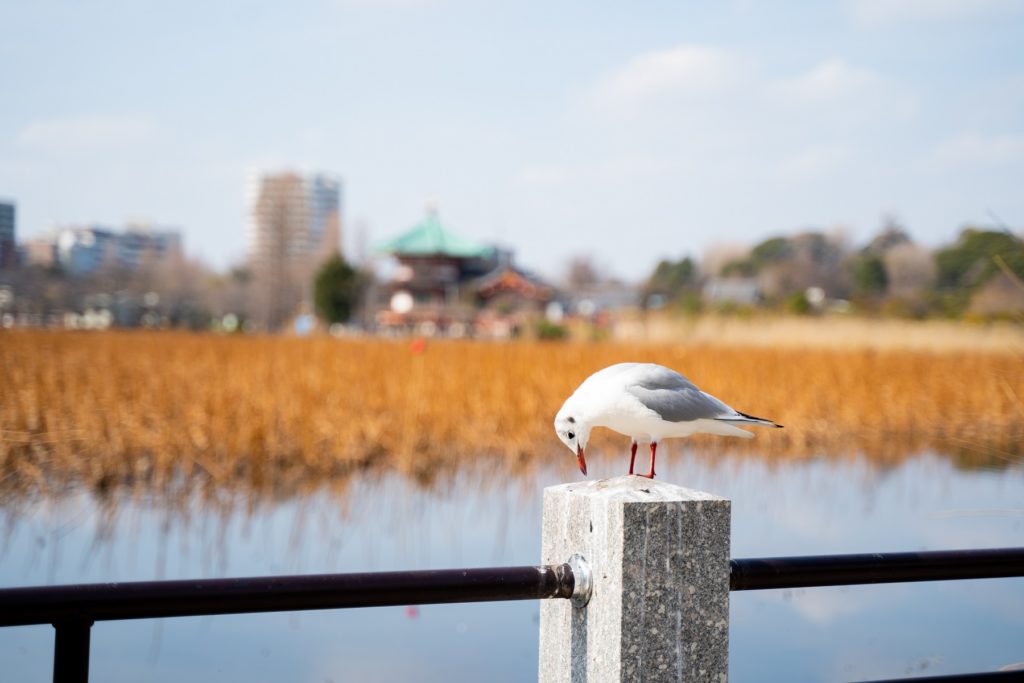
[[639, 442, 657, 479], [628, 441, 638, 474]]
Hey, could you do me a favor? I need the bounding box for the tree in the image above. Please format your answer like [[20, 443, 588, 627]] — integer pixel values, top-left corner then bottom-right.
[[647, 257, 697, 296], [718, 236, 790, 279], [883, 243, 936, 299], [720, 258, 758, 277], [643, 257, 701, 311], [866, 222, 911, 254], [566, 255, 601, 289], [935, 228, 1024, 291], [750, 237, 792, 265], [313, 255, 364, 324], [853, 253, 888, 297], [736, 231, 850, 302], [932, 228, 1024, 316]]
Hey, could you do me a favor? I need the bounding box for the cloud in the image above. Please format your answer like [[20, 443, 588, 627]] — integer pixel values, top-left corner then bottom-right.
[[591, 44, 744, 109], [15, 115, 157, 153], [769, 58, 917, 122], [789, 588, 875, 625], [587, 48, 915, 130], [773, 59, 881, 103], [529, 49, 924, 244], [928, 132, 1024, 168], [848, 0, 1024, 25]]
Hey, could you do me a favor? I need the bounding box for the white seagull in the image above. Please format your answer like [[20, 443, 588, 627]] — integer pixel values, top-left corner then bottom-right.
[[554, 362, 782, 479]]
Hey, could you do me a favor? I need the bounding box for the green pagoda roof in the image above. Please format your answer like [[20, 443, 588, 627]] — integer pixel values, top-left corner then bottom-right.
[[376, 210, 493, 258]]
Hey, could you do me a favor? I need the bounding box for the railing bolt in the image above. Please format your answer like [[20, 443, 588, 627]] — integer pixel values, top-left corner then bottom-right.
[[567, 554, 592, 608]]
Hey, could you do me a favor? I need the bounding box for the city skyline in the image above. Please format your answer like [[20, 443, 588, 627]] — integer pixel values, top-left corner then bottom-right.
[[2, 1, 1022, 280]]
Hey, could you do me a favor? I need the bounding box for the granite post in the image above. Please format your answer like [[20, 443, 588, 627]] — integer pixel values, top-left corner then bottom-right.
[[538, 476, 731, 683]]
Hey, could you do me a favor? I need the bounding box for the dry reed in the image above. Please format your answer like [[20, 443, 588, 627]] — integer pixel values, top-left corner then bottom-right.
[[1, 330, 1022, 499]]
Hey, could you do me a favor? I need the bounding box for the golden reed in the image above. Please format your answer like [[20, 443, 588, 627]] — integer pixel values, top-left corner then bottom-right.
[[1, 330, 1022, 497]]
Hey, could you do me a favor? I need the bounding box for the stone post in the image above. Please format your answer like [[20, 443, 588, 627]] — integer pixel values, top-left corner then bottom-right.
[[539, 476, 731, 682]]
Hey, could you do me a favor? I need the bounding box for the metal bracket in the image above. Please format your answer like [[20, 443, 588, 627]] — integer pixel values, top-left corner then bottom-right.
[[567, 553, 592, 608]]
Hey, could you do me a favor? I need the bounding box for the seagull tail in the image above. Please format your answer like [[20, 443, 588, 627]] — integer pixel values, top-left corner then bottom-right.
[[717, 411, 783, 429]]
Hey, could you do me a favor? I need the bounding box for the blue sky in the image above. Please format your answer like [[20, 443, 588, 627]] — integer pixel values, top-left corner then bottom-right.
[[2, 0, 1023, 279]]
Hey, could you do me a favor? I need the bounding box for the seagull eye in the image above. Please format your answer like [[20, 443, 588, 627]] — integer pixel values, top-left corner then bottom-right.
[[567, 431, 575, 440]]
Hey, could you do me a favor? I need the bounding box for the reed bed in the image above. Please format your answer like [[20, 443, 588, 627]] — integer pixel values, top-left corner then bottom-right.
[[616, 313, 1024, 352], [1, 330, 1022, 499]]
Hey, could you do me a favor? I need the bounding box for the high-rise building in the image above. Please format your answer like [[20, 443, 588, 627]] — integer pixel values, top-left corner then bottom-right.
[[0, 201, 15, 269], [52, 224, 182, 276], [56, 226, 118, 275], [247, 172, 341, 264], [246, 171, 342, 329], [118, 224, 183, 271], [24, 237, 57, 267]]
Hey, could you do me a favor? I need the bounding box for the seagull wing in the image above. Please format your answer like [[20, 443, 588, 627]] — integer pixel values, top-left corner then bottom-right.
[[624, 365, 735, 423], [627, 383, 733, 423]]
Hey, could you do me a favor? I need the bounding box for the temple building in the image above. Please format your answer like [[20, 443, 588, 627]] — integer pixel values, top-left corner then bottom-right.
[[375, 208, 553, 336]]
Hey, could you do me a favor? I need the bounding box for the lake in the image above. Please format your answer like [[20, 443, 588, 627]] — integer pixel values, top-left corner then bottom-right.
[[1, 447, 1022, 682]]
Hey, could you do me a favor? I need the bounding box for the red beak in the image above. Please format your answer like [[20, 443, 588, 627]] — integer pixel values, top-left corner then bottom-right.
[[577, 443, 588, 476]]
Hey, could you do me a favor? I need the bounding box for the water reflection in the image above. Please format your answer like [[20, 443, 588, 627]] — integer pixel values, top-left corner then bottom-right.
[[1, 448, 1022, 682]]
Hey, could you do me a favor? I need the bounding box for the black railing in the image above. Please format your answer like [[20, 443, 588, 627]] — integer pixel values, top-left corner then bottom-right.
[[0, 564, 576, 683], [1, 548, 1022, 683], [861, 672, 1024, 683], [0, 564, 575, 627], [730, 547, 1024, 591]]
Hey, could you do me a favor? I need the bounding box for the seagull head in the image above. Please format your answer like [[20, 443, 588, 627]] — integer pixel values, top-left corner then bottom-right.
[[554, 406, 590, 476]]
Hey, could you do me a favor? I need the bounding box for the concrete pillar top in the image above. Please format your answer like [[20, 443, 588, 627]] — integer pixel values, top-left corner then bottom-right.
[[544, 476, 727, 504]]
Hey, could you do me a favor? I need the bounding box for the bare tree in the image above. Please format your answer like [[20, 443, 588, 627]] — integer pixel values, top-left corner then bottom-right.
[[758, 232, 851, 300], [565, 255, 602, 289], [883, 243, 936, 299], [702, 244, 750, 278]]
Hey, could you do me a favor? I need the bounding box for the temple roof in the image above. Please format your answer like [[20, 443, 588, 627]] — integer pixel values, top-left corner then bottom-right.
[[377, 210, 493, 259], [476, 264, 554, 301]]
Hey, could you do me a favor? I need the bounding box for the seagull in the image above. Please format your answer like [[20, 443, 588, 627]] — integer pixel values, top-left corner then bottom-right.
[[554, 362, 782, 479]]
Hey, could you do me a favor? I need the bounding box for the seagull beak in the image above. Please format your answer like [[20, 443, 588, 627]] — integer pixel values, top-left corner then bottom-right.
[[577, 443, 588, 476]]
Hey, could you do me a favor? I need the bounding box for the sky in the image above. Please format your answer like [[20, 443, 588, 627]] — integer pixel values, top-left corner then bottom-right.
[[1, 0, 1023, 280]]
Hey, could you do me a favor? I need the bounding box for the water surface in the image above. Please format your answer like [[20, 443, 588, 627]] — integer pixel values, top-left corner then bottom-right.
[[1, 449, 1022, 682]]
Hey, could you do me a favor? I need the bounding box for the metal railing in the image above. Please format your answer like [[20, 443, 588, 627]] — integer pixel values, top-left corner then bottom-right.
[[0, 563, 580, 683], [0, 564, 577, 626], [730, 547, 1024, 590], [1, 548, 1022, 682]]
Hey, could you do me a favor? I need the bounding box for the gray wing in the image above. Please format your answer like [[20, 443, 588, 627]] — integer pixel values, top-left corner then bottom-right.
[[625, 365, 735, 423]]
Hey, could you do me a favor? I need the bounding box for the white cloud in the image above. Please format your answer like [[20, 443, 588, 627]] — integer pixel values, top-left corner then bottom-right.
[[769, 59, 917, 122], [539, 51, 922, 256], [15, 115, 157, 153], [789, 588, 875, 625], [774, 59, 881, 102], [848, 0, 1024, 25], [588, 49, 915, 130], [928, 132, 1024, 167], [591, 44, 744, 107]]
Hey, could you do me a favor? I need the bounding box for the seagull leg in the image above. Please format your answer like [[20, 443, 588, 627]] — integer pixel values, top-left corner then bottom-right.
[[628, 441, 638, 475], [639, 442, 657, 479]]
